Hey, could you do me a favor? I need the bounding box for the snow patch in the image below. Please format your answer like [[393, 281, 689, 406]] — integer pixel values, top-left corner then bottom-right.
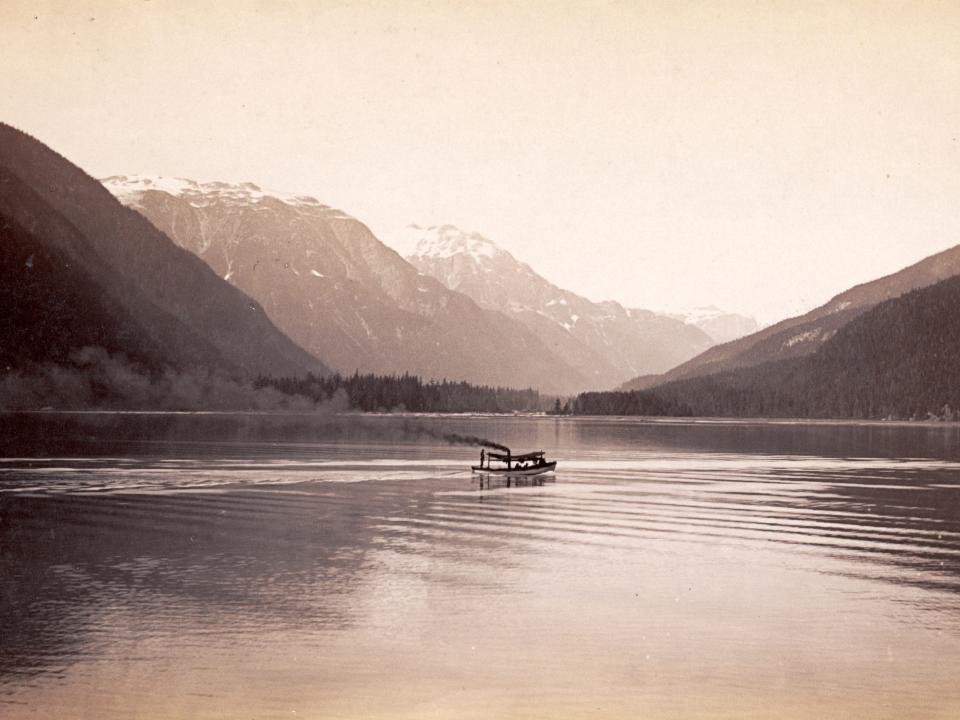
[[100, 175, 335, 212], [783, 328, 822, 348], [400, 224, 508, 263]]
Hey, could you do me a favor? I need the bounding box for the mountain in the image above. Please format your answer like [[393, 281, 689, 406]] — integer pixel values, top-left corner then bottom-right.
[[0, 124, 326, 384], [621, 242, 960, 390], [103, 178, 588, 394], [664, 306, 759, 344], [397, 224, 714, 389], [577, 275, 960, 420], [1, 190, 173, 371]]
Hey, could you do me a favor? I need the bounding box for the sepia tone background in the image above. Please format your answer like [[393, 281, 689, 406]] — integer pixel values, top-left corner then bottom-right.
[[3, 0, 959, 324]]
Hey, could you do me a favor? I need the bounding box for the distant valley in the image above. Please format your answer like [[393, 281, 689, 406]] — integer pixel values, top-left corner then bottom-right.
[[102, 177, 590, 394], [621, 240, 960, 392], [102, 182, 744, 393], [579, 273, 960, 420], [664, 306, 759, 345], [398, 224, 722, 389]]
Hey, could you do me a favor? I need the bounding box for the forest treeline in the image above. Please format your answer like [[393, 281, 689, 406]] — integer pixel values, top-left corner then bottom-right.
[[255, 372, 542, 413], [0, 351, 542, 413], [574, 276, 960, 421]]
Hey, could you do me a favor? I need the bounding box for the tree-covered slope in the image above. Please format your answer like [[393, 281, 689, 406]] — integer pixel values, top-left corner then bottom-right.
[[577, 275, 960, 420], [621, 242, 960, 391]]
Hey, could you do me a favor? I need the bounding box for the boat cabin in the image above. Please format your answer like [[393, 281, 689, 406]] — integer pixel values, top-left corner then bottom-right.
[[472, 449, 556, 475]]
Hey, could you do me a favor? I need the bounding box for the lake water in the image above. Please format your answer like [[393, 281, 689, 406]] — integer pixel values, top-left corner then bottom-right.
[[2, 413, 960, 719]]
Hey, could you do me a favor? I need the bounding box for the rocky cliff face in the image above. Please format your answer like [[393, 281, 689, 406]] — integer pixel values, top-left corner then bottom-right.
[[398, 224, 714, 389], [103, 178, 588, 393]]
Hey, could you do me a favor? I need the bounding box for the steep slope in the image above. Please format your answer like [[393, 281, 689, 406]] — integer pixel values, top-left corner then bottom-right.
[[622, 242, 960, 390], [0, 124, 326, 380], [580, 275, 960, 419], [103, 178, 588, 393], [399, 224, 714, 389], [0, 199, 169, 370]]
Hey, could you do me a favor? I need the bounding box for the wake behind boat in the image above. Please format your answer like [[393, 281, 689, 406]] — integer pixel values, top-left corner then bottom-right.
[[472, 448, 557, 476]]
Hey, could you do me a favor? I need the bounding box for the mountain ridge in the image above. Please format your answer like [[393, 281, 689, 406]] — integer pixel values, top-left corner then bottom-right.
[[621, 241, 960, 390], [103, 177, 590, 394], [578, 275, 960, 420], [401, 223, 715, 389]]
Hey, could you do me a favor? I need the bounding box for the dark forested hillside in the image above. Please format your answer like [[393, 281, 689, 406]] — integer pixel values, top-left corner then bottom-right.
[[0, 167, 226, 375], [255, 372, 542, 413], [0, 210, 164, 370], [576, 276, 960, 420]]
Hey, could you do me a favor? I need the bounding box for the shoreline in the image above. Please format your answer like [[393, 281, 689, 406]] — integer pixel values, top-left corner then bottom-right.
[[4, 409, 960, 429]]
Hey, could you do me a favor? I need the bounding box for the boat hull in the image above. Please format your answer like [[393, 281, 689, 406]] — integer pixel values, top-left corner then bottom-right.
[[471, 462, 557, 476]]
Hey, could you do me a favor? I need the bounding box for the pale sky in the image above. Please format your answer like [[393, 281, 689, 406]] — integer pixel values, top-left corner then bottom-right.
[[3, 0, 959, 324]]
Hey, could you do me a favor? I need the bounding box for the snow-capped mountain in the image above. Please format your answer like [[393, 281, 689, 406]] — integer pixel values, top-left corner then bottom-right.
[[102, 175, 329, 209], [664, 306, 759, 344], [102, 177, 589, 393], [398, 224, 714, 389]]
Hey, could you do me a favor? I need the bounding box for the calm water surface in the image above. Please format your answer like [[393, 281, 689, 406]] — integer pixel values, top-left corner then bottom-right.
[[2, 413, 960, 719]]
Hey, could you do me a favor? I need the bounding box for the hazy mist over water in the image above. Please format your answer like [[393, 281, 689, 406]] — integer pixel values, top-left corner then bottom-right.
[[2, 413, 960, 718]]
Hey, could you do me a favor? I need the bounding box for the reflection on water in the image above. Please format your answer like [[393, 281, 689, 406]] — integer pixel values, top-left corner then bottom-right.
[[1, 413, 960, 719], [474, 474, 556, 491]]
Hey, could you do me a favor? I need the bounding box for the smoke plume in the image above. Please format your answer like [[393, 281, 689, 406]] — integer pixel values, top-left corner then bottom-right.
[[396, 421, 509, 452], [441, 432, 510, 453]]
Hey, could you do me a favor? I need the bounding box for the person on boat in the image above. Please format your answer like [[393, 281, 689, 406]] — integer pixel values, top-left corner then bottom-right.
[[480, 448, 485, 468]]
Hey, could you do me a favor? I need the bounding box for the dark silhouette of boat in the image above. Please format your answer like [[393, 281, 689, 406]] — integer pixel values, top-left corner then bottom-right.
[[471, 449, 557, 476]]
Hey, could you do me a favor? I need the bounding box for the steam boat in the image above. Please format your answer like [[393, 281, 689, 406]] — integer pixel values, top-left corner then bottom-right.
[[471, 449, 557, 476]]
